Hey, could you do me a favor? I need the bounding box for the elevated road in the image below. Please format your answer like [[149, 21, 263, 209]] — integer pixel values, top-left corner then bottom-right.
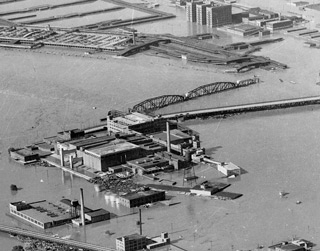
[[0, 224, 113, 251], [160, 96, 320, 120]]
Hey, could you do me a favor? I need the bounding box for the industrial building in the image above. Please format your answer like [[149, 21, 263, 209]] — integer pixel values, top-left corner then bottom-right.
[[9, 148, 40, 164], [149, 129, 193, 153], [268, 239, 313, 251], [107, 112, 166, 134], [206, 4, 232, 27], [85, 209, 110, 223], [225, 23, 262, 36], [265, 19, 293, 31], [10, 197, 110, 229], [190, 182, 230, 196], [116, 232, 171, 251], [146, 232, 170, 250], [116, 234, 147, 251], [126, 155, 171, 175], [80, 141, 144, 172], [155, 151, 190, 170], [119, 189, 166, 208], [9, 200, 73, 229]]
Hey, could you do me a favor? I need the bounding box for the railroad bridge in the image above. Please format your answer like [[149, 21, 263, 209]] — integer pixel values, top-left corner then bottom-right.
[[131, 78, 259, 112], [132, 95, 185, 113]]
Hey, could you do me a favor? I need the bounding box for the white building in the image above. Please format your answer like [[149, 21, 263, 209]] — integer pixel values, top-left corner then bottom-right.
[[217, 162, 241, 176]]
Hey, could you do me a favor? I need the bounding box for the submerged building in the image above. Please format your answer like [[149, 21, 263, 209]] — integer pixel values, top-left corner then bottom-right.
[[119, 189, 166, 208], [9, 199, 110, 229]]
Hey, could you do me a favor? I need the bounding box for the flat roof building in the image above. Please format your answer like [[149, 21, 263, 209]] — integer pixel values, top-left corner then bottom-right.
[[265, 19, 293, 31], [155, 151, 190, 170], [81, 140, 144, 171], [116, 233, 147, 251], [225, 23, 262, 36], [150, 129, 192, 146], [186, 1, 201, 22], [206, 4, 232, 27], [107, 112, 167, 134], [119, 190, 166, 208], [85, 209, 110, 223], [10, 200, 74, 229], [217, 162, 241, 176], [190, 182, 230, 196], [196, 3, 211, 25], [9, 148, 40, 164], [127, 155, 170, 175], [9, 199, 111, 229]]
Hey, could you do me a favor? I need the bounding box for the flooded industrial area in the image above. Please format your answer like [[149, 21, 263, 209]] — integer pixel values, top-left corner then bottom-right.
[[1, 0, 320, 250]]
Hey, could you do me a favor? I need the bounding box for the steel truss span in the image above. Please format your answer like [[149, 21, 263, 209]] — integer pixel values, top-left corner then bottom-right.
[[132, 95, 185, 112], [185, 82, 235, 99], [131, 78, 259, 112], [185, 78, 258, 100]]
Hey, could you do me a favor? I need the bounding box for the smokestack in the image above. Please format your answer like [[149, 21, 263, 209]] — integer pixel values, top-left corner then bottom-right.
[[139, 208, 142, 235], [80, 188, 85, 226], [166, 121, 171, 153]]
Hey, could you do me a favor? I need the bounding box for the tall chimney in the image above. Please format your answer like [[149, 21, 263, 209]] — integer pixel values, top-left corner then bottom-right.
[[139, 208, 142, 235], [80, 188, 85, 226], [166, 121, 171, 153]]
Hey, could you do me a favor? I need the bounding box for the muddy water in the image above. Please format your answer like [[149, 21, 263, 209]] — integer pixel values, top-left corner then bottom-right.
[[1, 1, 320, 249]]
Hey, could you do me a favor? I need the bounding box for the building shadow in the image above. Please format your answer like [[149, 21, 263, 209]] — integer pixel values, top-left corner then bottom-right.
[[204, 146, 222, 155]]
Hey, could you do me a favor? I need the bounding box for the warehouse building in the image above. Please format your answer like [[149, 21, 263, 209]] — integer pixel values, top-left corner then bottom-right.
[[9, 148, 40, 164], [9, 199, 111, 229], [107, 112, 167, 134], [80, 141, 144, 172], [119, 189, 166, 208], [127, 155, 170, 175], [9, 200, 74, 229], [155, 151, 190, 170], [265, 19, 293, 31], [190, 182, 230, 196], [85, 209, 110, 223], [225, 23, 262, 36]]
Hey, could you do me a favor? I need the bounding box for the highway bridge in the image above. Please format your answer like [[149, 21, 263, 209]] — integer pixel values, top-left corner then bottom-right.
[[0, 224, 112, 251], [160, 96, 320, 120]]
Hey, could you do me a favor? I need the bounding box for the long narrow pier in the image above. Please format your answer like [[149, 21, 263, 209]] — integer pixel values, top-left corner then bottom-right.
[[161, 96, 320, 120], [0, 224, 113, 251]]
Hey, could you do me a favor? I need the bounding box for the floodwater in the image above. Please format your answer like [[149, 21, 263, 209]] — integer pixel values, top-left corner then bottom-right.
[[1, 0, 320, 250], [1, 0, 150, 29]]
